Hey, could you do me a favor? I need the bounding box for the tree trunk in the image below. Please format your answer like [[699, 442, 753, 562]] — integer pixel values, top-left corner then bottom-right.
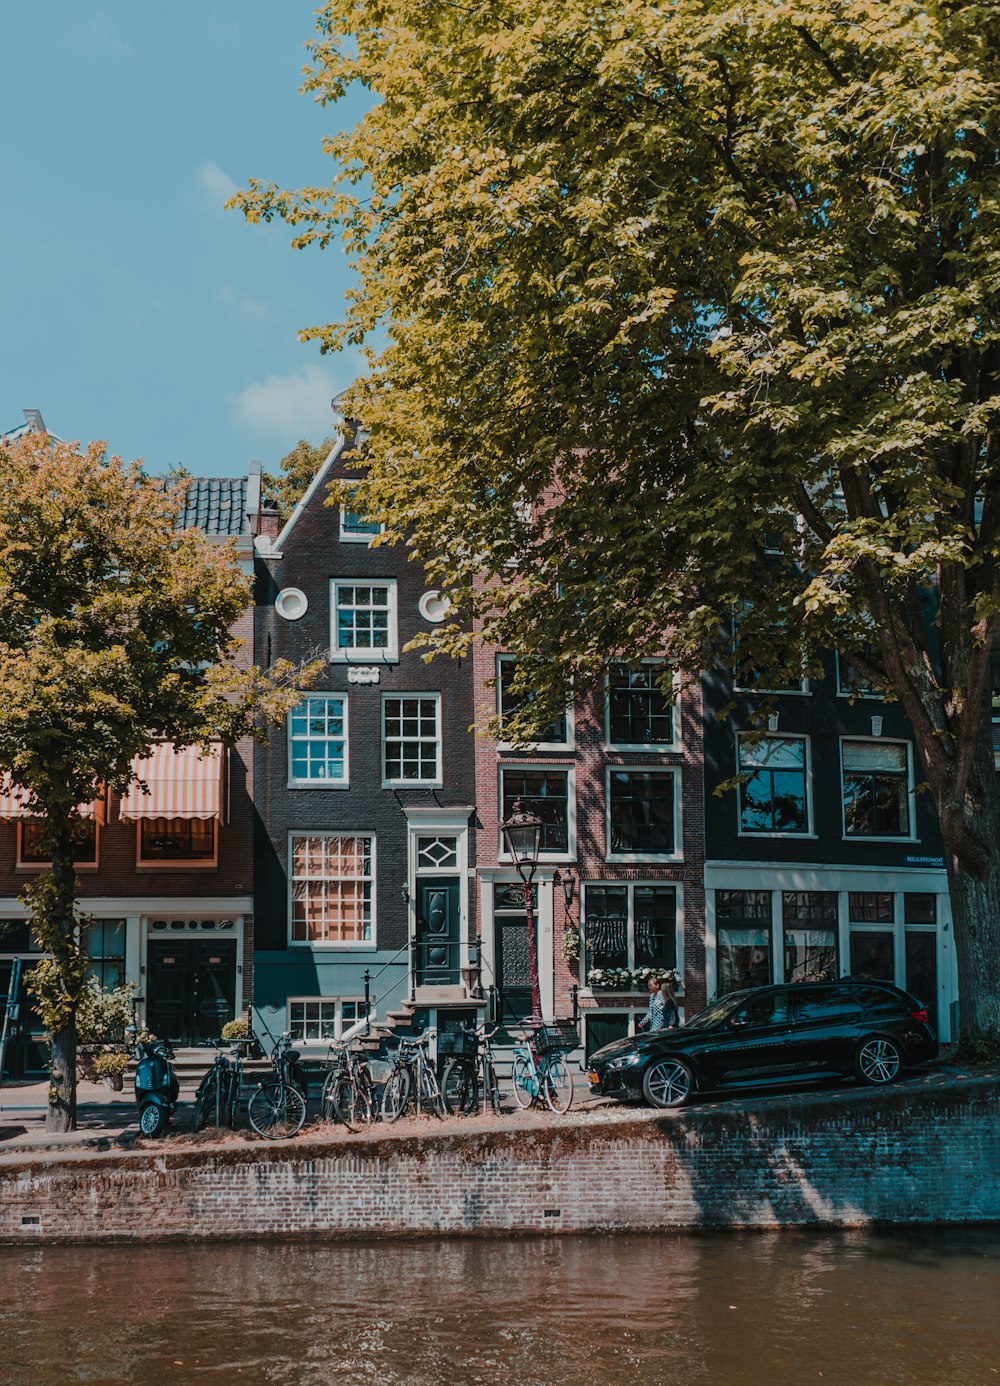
[[46, 1022, 77, 1133]]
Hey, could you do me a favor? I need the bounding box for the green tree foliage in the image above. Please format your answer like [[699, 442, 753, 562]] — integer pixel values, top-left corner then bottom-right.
[[0, 432, 316, 1128], [236, 0, 1000, 1044], [263, 437, 336, 520]]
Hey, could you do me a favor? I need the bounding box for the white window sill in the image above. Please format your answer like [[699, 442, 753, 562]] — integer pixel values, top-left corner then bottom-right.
[[383, 780, 444, 791], [842, 834, 917, 844], [329, 651, 398, 664], [604, 852, 682, 864], [737, 831, 817, 840], [288, 940, 375, 950], [287, 780, 350, 791]]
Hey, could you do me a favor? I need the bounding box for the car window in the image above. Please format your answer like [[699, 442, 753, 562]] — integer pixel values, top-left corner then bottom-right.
[[734, 992, 788, 1028], [857, 985, 905, 1017], [685, 996, 745, 1030], [792, 988, 863, 1023]]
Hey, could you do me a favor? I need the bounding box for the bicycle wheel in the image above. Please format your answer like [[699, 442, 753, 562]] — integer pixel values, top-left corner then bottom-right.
[[483, 1060, 503, 1115], [380, 1065, 412, 1122], [332, 1075, 373, 1126], [543, 1054, 574, 1113], [191, 1070, 218, 1132], [441, 1058, 478, 1115], [511, 1052, 536, 1109], [418, 1063, 445, 1118], [320, 1069, 340, 1123], [248, 1081, 307, 1140]]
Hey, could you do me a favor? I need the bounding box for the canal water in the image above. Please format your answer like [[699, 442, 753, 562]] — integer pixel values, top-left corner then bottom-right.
[[0, 1228, 998, 1385]]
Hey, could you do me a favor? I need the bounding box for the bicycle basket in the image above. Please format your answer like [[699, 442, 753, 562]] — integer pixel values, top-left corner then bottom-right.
[[535, 1021, 580, 1054], [437, 1030, 479, 1060]]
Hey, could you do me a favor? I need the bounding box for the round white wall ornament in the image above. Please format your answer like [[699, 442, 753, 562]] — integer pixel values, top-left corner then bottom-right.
[[275, 587, 308, 621], [419, 590, 451, 624]]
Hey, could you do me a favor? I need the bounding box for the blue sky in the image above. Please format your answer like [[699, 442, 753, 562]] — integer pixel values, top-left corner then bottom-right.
[[1, 4, 367, 477]]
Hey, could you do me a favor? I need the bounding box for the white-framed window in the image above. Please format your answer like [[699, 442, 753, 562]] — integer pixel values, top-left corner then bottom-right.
[[288, 997, 365, 1042], [732, 603, 809, 694], [330, 580, 398, 662], [17, 818, 99, 870], [289, 833, 374, 946], [382, 694, 442, 786], [835, 650, 883, 700], [715, 890, 773, 993], [496, 655, 572, 747], [605, 767, 682, 860], [605, 662, 677, 749], [288, 694, 348, 787], [582, 881, 681, 976], [339, 487, 383, 543], [841, 738, 913, 838], [737, 734, 812, 836], [499, 765, 574, 859]]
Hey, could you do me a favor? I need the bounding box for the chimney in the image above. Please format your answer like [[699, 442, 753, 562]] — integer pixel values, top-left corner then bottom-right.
[[257, 502, 281, 539]]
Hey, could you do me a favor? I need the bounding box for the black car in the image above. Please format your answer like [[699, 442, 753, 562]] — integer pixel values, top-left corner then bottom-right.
[[587, 980, 938, 1109]]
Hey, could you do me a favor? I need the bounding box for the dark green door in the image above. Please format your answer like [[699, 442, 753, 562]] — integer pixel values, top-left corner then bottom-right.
[[416, 879, 461, 986], [147, 939, 236, 1044], [585, 1014, 629, 1061]]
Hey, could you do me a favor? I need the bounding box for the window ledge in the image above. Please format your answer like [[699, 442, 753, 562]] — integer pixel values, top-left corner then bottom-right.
[[329, 651, 399, 664], [383, 781, 444, 792], [604, 853, 683, 864], [288, 941, 375, 950], [136, 861, 218, 870], [287, 781, 350, 791], [604, 744, 682, 755], [737, 831, 818, 840], [841, 835, 918, 845]]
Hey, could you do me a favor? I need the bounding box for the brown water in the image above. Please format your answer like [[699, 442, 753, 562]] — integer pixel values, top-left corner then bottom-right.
[[0, 1229, 998, 1386]]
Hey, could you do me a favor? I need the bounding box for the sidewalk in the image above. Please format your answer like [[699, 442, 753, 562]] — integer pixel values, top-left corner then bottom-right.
[[0, 1079, 142, 1154]]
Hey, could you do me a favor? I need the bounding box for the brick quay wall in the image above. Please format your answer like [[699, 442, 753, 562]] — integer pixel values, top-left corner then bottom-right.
[[2, 1075, 998, 1245]]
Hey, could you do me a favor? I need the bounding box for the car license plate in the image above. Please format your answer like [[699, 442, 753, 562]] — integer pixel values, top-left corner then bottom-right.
[[587, 1071, 600, 1085]]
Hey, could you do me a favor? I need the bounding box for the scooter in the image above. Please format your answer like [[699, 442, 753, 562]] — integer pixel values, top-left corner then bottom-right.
[[126, 1025, 179, 1138]]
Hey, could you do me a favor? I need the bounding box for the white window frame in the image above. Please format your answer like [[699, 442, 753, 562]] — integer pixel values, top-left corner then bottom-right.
[[495, 654, 574, 750], [839, 736, 916, 842], [287, 996, 366, 1043], [287, 693, 349, 789], [604, 765, 683, 863], [835, 651, 884, 701], [580, 879, 685, 990], [498, 763, 575, 862], [604, 660, 680, 751], [381, 693, 443, 788], [329, 579, 399, 663], [287, 831, 376, 949], [736, 733, 815, 839], [339, 486, 384, 544], [731, 605, 809, 695]]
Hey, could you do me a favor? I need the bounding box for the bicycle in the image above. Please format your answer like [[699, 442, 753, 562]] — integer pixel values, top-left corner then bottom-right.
[[511, 1020, 578, 1114], [247, 1032, 308, 1140], [320, 1041, 376, 1126], [191, 1038, 245, 1132], [379, 1030, 445, 1122], [440, 1025, 503, 1116]]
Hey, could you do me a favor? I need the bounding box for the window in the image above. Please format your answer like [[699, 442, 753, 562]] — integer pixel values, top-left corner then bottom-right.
[[499, 767, 571, 856], [733, 990, 787, 1027], [606, 769, 678, 858], [716, 890, 773, 993], [18, 818, 98, 867], [330, 580, 398, 661], [497, 657, 570, 745], [417, 835, 458, 869], [606, 664, 675, 747], [849, 932, 895, 981], [288, 998, 364, 1042], [782, 891, 837, 983], [340, 489, 382, 541], [85, 920, 125, 990], [737, 735, 810, 834], [382, 695, 441, 784], [288, 695, 348, 785], [842, 739, 911, 837], [732, 603, 807, 693], [583, 883, 678, 974], [138, 817, 216, 863], [836, 649, 883, 699], [791, 986, 862, 1023], [289, 834, 374, 945]]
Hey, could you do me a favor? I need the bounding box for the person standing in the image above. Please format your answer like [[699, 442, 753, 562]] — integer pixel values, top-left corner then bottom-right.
[[638, 976, 678, 1033]]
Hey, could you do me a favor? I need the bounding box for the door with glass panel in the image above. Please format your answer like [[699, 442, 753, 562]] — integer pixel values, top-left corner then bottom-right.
[[783, 892, 838, 984], [492, 883, 537, 1023]]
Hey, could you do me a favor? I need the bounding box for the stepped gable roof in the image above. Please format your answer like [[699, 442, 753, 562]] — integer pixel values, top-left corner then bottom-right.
[[174, 476, 250, 537]]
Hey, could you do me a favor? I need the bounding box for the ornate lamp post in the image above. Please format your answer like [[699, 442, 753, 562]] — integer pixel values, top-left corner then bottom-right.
[[501, 797, 543, 1024]]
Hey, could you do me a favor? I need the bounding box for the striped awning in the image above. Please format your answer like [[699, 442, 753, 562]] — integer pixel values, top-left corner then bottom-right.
[[0, 774, 106, 824], [118, 742, 224, 822]]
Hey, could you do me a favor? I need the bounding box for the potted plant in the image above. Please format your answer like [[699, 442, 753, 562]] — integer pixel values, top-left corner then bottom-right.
[[221, 1017, 262, 1057], [93, 1050, 130, 1091]]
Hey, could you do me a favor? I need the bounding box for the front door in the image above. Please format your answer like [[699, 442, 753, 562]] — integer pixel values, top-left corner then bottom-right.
[[493, 883, 538, 1024], [147, 938, 237, 1045], [416, 879, 461, 986]]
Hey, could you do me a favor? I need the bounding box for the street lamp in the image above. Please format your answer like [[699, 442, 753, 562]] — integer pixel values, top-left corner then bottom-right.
[[501, 797, 543, 1023]]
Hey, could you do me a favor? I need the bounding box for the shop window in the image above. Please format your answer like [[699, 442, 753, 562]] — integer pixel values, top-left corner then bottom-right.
[[716, 889, 773, 993], [289, 834, 374, 945], [842, 739, 911, 837], [607, 769, 678, 857], [583, 884, 677, 973], [737, 735, 810, 834], [138, 818, 216, 863]]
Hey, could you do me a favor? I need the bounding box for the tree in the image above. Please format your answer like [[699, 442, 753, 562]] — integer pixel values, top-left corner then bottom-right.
[[263, 437, 336, 521], [0, 432, 313, 1129], [235, 0, 1000, 1048]]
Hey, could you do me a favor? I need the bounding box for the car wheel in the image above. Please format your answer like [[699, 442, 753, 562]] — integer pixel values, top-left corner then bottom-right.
[[642, 1057, 694, 1109], [853, 1036, 902, 1086]]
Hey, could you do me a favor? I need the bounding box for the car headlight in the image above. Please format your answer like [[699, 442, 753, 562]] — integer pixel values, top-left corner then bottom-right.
[[608, 1052, 643, 1070]]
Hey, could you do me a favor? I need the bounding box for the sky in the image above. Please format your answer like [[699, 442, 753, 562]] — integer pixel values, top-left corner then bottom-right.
[[1, 3, 369, 477]]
